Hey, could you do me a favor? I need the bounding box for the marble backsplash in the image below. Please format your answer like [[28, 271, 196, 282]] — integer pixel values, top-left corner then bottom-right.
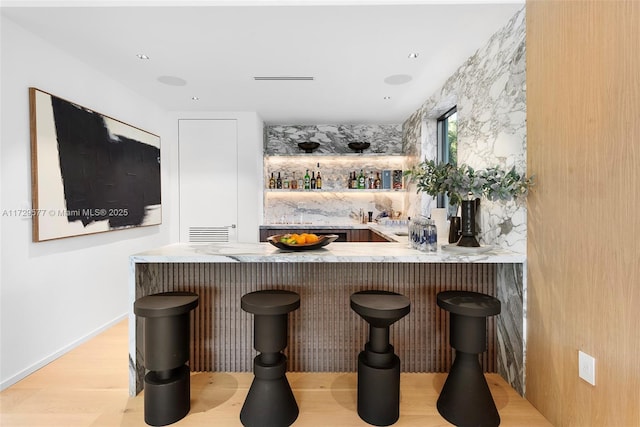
[[264, 191, 406, 225], [264, 124, 407, 224], [265, 124, 403, 155]]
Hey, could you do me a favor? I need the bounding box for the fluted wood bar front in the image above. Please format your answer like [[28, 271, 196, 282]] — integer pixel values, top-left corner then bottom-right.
[[129, 243, 526, 397]]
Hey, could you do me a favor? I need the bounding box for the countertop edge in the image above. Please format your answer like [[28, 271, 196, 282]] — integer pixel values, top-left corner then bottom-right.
[[130, 242, 526, 264]]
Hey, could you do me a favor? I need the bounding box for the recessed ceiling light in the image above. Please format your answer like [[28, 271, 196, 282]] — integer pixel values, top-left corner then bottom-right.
[[384, 74, 412, 85], [136, 53, 150, 60], [384, 96, 391, 100], [191, 96, 200, 101], [157, 76, 187, 86], [408, 53, 419, 59]]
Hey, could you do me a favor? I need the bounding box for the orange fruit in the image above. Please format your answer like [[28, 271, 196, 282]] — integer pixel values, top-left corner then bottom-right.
[[306, 234, 319, 244], [297, 234, 307, 244]]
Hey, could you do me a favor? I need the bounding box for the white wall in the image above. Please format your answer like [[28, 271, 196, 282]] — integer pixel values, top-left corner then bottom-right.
[[0, 16, 175, 389], [0, 16, 265, 388]]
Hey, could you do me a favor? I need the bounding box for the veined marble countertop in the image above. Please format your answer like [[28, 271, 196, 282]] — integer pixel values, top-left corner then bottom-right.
[[131, 241, 525, 264]]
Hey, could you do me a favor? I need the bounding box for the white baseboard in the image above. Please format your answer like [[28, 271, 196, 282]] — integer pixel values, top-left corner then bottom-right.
[[0, 313, 127, 391]]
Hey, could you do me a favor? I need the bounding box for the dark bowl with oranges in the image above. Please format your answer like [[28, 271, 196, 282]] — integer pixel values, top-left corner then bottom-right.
[[266, 233, 339, 251]]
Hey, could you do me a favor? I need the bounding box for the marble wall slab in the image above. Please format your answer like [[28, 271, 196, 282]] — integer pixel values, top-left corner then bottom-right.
[[497, 262, 525, 394], [265, 124, 403, 155], [404, 7, 527, 254], [402, 110, 422, 158], [402, 109, 423, 221]]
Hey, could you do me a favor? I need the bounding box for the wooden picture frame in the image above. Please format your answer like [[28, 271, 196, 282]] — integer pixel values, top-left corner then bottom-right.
[[29, 88, 161, 242]]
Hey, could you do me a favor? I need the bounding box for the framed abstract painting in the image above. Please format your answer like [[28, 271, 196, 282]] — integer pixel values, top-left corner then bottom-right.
[[29, 88, 161, 242]]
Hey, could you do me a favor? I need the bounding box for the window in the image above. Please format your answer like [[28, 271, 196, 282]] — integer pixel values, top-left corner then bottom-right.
[[437, 107, 457, 211], [437, 106, 457, 165]]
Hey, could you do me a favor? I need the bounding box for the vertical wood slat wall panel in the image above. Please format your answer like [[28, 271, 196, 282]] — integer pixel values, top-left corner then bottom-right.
[[136, 262, 497, 374], [526, 1, 640, 423]]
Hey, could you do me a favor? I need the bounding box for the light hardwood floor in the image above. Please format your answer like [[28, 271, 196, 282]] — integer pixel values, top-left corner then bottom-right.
[[0, 320, 551, 426]]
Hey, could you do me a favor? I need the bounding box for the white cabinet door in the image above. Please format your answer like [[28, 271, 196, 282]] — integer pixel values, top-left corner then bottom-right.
[[178, 119, 238, 243]]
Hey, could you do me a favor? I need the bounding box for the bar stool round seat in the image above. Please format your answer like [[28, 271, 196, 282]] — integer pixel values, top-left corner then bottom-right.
[[240, 290, 300, 427], [241, 290, 300, 316], [350, 290, 411, 426], [134, 291, 199, 426], [436, 290, 501, 427], [350, 292, 411, 328]]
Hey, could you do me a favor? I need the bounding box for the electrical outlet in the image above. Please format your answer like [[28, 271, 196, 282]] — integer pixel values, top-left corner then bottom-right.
[[578, 351, 596, 386]]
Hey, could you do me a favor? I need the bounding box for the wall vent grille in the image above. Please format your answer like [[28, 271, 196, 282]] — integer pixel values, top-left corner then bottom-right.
[[253, 76, 314, 81], [188, 226, 229, 243]]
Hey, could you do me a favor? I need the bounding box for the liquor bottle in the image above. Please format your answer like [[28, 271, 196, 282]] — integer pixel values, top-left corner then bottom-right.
[[316, 171, 322, 189], [276, 172, 282, 189], [374, 172, 381, 189], [269, 172, 276, 189], [357, 169, 365, 189], [351, 171, 358, 189], [347, 172, 352, 189], [311, 171, 316, 189], [304, 169, 311, 190], [283, 174, 290, 189], [298, 173, 304, 190], [290, 172, 298, 190]]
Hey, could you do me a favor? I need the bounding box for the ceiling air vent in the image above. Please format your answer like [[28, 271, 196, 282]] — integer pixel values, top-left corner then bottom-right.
[[189, 226, 229, 243], [253, 76, 315, 81]]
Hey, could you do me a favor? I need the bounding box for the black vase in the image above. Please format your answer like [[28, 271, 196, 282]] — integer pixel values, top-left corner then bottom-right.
[[457, 200, 480, 247], [448, 216, 461, 244]]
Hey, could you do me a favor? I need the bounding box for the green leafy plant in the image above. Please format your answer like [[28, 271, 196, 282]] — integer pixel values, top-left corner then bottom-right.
[[405, 160, 534, 206]]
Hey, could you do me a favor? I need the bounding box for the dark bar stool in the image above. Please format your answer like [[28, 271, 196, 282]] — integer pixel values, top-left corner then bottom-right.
[[240, 290, 300, 427], [350, 290, 411, 426], [436, 290, 501, 427], [134, 291, 199, 426]]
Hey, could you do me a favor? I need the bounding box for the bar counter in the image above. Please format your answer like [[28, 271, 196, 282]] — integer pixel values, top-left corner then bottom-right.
[[129, 242, 526, 396]]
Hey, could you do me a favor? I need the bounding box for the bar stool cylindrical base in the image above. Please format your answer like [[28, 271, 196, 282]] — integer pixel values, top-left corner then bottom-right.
[[240, 356, 298, 427], [436, 351, 500, 427], [143, 365, 190, 426], [357, 351, 401, 426]]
